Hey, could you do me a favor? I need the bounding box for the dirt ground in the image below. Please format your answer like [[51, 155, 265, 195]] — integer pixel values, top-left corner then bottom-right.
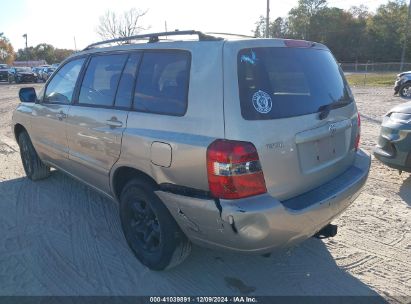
[[0, 83, 409, 302]]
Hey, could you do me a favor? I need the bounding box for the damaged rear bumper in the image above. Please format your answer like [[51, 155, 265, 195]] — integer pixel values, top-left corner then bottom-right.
[[156, 149, 370, 254]]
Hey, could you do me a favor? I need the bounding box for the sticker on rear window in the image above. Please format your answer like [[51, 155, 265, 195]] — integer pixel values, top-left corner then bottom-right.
[[252, 90, 272, 114], [240, 50, 257, 65]]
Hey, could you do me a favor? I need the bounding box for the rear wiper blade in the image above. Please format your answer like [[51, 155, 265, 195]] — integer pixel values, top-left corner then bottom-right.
[[317, 101, 351, 120]]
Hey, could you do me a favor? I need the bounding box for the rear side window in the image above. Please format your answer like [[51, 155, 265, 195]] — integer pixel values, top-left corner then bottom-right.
[[238, 47, 353, 120], [133, 51, 190, 116], [44, 58, 85, 104], [79, 54, 128, 106], [115, 53, 141, 108]]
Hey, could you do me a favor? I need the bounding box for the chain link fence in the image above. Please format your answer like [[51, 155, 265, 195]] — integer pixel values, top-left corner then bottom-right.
[[340, 62, 411, 73]]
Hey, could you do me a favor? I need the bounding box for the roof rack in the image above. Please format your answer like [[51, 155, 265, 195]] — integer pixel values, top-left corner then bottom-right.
[[205, 32, 255, 39], [83, 30, 222, 50]]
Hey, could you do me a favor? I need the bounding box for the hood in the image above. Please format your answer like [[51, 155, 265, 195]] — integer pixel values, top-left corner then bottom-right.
[[389, 101, 411, 114], [16, 72, 34, 76]]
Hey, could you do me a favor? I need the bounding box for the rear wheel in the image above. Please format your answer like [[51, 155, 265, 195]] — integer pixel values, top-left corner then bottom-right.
[[399, 82, 411, 98], [18, 131, 50, 180], [119, 179, 191, 270]]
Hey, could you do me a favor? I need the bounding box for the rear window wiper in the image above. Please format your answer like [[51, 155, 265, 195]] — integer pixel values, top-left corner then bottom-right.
[[317, 100, 351, 120]]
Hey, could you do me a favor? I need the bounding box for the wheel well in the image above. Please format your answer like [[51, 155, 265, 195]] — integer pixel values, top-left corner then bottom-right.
[[14, 124, 27, 141], [112, 167, 158, 200]]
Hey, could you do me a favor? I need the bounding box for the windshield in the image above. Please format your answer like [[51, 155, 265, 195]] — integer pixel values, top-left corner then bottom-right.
[[237, 47, 353, 120], [16, 67, 32, 73]]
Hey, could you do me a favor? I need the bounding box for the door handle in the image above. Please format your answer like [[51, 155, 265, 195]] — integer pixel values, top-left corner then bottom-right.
[[105, 119, 123, 128], [56, 112, 67, 120]]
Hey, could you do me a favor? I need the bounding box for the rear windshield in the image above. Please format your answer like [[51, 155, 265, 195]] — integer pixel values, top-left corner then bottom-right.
[[237, 47, 353, 120]]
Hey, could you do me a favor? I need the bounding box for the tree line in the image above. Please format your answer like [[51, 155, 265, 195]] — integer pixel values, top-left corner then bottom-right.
[[0, 33, 74, 65], [254, 0, 411, 63], [0, 8, 148, 65], [2, 1, 410, 65]]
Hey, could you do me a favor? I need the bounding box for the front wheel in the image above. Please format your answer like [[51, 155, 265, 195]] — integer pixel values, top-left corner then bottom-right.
[[399, 82, 411, 99], [119, 179, 191, 270], [18, 131, 50, 180]]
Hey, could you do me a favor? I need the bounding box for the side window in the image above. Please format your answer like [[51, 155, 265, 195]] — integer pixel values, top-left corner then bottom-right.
[[114, 53, 141, 108], [44, 58, 85, 104], [133, 51, 190, 116], [79, 54, 128, 107]]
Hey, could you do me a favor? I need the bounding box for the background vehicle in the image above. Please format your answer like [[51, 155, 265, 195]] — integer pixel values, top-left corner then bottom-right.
[[394, 71, 411, 98], [8, 67, 37, 83], [374, 102, 411, 172], [38, 67, 56, 82], [31, 67, 43, 81], [12, 31, 370, 270], [0, 64, 9, 82]]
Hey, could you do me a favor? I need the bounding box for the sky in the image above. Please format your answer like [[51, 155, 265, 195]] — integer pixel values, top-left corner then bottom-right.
[[1, 0, 388, 51]]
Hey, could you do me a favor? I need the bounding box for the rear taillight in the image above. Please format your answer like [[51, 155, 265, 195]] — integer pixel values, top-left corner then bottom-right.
[[355, 112, 361, 151], [206, 139, 267, 199]]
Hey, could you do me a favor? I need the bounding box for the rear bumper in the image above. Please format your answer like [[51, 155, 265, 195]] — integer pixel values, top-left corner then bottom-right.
[[374, 120, 411, 172], [156, 149, 371, 254]]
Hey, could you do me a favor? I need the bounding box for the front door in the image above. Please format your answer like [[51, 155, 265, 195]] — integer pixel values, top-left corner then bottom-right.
[[30, 57, 86, 169]]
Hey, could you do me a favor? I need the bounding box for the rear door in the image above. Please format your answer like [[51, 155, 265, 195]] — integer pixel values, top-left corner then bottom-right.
[[65, 52, 141, 193], [223, 41, 359, 200]]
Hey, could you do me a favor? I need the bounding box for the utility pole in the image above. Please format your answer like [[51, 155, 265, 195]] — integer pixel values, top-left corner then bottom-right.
[[74, 36, 77, 52], [22, 33, 28, 65], [400, 0, 411, 71], [266, 0, 270, 38], [22, 33, 27, 49]]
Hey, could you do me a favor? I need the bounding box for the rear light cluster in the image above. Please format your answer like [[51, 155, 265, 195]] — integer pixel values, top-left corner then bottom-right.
[[355, 112, 361, 151], [206, 140, 267, 199], [284, 39, 313, 48]]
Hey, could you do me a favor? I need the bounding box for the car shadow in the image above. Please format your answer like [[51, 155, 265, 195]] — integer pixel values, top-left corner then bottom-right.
[[0, 172, 385, 300], [399, 175, 411, 206]]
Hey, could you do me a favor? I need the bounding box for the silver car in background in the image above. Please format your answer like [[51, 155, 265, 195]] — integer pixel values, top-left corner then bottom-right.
[[12, 31, 370, 270], [374, 102, 411, 172]]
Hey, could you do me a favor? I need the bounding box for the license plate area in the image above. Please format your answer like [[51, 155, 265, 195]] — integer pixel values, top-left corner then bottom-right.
[[297, 130, 349, 174]]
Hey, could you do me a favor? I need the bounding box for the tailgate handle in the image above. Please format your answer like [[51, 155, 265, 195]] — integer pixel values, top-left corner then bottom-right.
[[295, 120, 352, 144], [106, 118, 123, 128]]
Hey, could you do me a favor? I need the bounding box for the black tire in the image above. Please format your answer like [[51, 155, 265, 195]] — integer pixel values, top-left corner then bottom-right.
[[399, 82, 411, 99], [119, 179, 191, 270], [18, 131, 50, 181]]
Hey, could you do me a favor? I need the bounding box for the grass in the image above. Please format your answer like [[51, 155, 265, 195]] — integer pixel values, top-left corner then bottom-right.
[[345, 73, 396, 87]]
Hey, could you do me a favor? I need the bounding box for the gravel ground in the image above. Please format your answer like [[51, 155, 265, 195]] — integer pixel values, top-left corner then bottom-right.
[[0, 83, 409, 302]]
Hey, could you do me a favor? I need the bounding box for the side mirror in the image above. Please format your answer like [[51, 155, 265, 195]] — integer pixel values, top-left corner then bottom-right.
[[19, 87, 37, 103]]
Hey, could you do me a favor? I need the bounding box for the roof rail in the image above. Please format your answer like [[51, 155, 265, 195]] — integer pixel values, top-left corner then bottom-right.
[[205, 32, 255, 39], [83, 30, 222, 50]]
